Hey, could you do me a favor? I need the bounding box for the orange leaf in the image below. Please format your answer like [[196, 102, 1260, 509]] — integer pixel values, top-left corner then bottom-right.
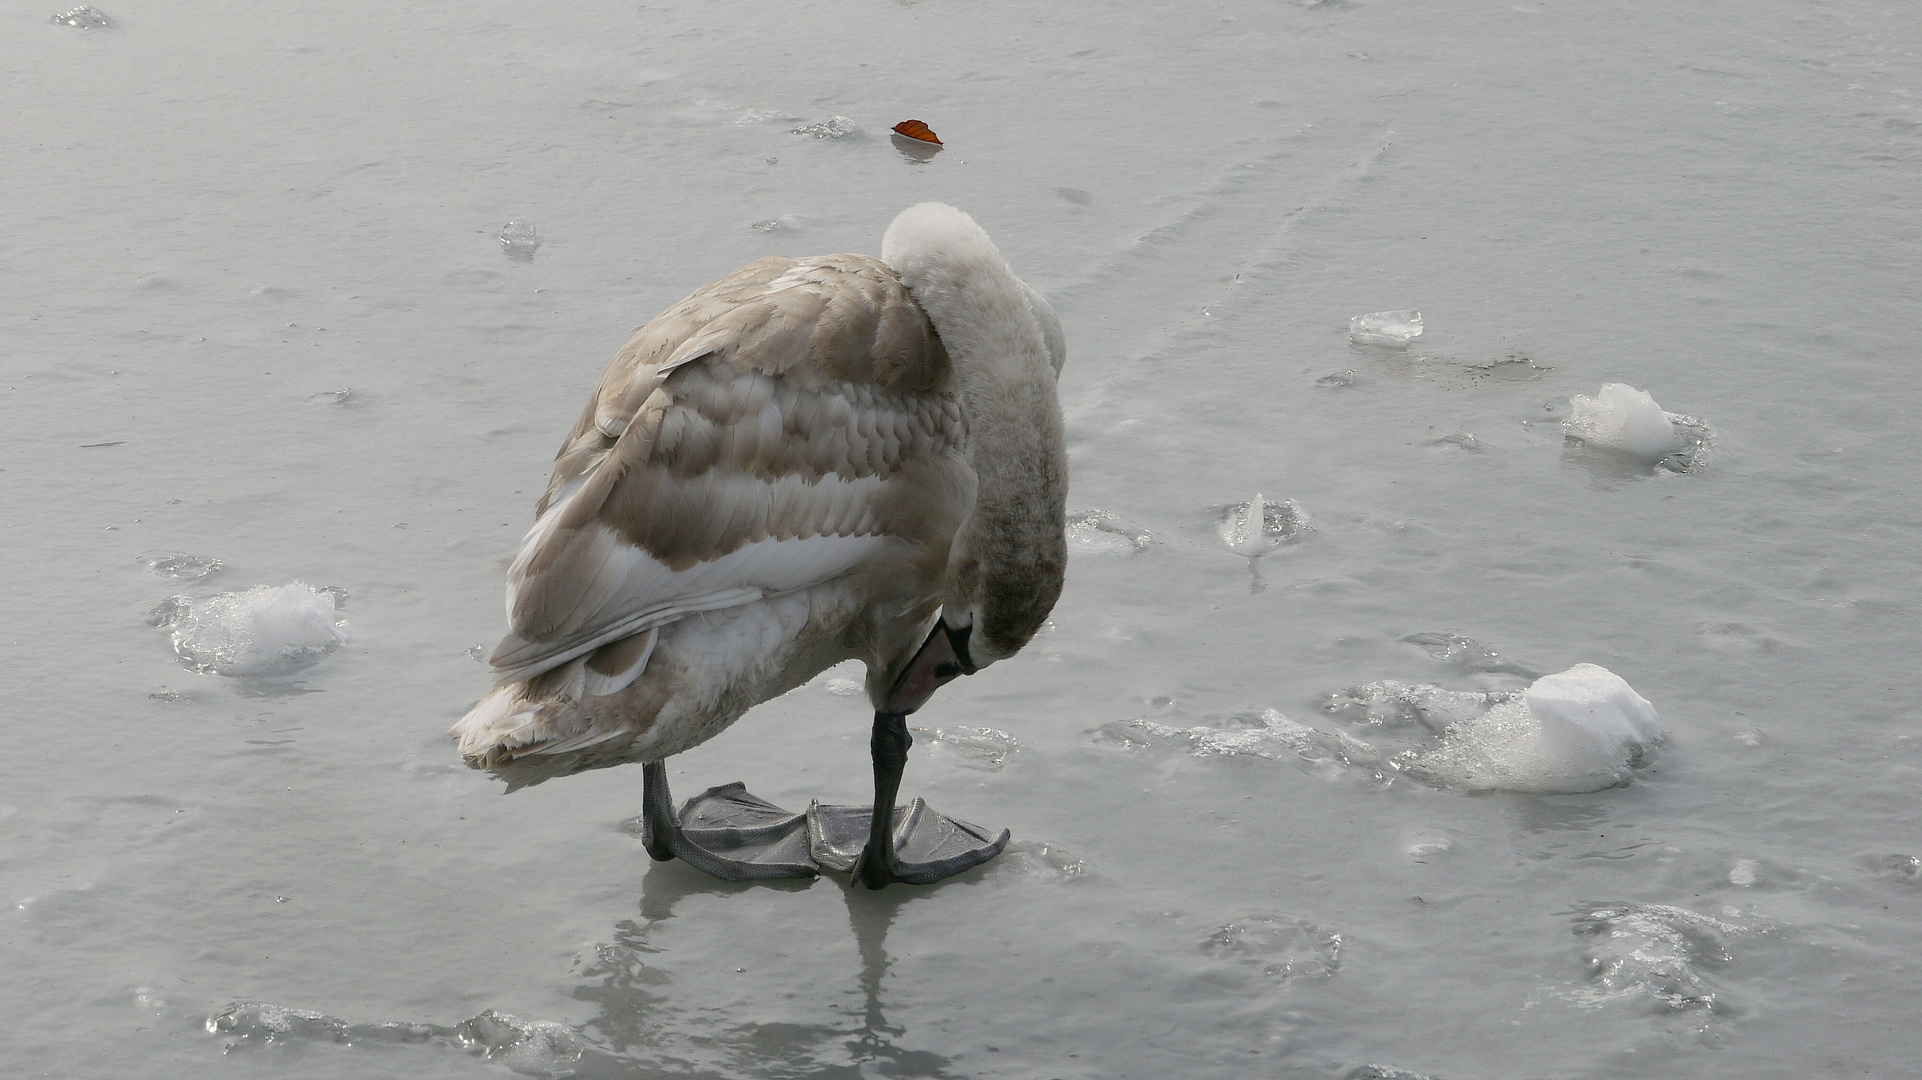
[[891, 119, 942, 145]]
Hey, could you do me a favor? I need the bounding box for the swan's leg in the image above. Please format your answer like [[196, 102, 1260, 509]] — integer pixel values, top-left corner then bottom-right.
[[640, 760, 817, 880], [840, 711, 1009, 889], [854, 712, 912, 889]]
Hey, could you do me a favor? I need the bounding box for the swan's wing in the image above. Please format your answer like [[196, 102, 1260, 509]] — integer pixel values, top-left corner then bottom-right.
[[489, 254, 971, 684]]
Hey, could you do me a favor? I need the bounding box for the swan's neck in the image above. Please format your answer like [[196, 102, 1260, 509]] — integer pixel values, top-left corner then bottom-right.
[[883, 204, 1068, 667]]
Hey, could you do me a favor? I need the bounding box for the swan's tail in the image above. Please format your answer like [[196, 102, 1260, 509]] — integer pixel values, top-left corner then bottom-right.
[[450, 654, 646, 784]]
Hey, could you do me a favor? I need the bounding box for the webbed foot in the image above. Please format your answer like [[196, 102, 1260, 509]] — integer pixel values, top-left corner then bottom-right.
[[642, 762, 816, 880], [810, 799, 1010, 887]]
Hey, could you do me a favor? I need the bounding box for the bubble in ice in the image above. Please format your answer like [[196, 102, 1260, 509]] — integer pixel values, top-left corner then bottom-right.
[[1315, 368, 1361, 388], [1201, 913, 1341, 980], [137, 551, 222, 580], [747, 218, 785, 233], [1395, 664, 1666, 794], [791, 116, 861, 139], [497, 221, 540, 260], [1567, 902, 1751, 1012], [922, 725, 1018, 770], [1349, 310, 1423, 348], [1348, 1068, 1438, 1080], [150, 582, 347, 676], [822, 676, 863, 696], [1562, 382, 1685, 462], [50, 5, 110, 27], [1215, 494, 1313, 558], [1066, 509, 1152, 555]]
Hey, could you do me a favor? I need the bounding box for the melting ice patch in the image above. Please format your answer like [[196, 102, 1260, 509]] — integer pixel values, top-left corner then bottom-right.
[[1349, 310, 1423, 348], [920, 725, 1019, 770], [1066, 509, 1153, 555], [1214, 495, 1313, 558], [150, 582, 347, 676], [209, 1003, 583, 1076], [497, 221, 539, 260], [51, 6, 110, 27], [137, 551, 222, 580], [1566, 902, 1757, 1012], [1201, 913, 1342, 980], [791, 116, 861, 139], [1106, 708, 1392, 786]]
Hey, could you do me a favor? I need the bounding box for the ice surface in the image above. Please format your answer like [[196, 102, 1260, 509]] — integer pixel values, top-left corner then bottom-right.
[[1396, 664, 1665, 794], [1348, 310, 1423, 347], [1563, 383, 1678, 461], [151, 582, 347, 676], [49, 6, 109, 28], [497, 221, 539, 259]]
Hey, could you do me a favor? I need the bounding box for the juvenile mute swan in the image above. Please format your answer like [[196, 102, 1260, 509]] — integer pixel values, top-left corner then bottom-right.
[[452, 203, 1067, 888]]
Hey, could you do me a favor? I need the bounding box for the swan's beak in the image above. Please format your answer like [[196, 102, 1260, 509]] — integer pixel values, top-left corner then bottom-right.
[[882, 621, 976, 716]]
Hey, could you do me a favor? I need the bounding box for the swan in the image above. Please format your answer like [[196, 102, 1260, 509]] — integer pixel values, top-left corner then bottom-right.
[[451, 203, 1068, 888]]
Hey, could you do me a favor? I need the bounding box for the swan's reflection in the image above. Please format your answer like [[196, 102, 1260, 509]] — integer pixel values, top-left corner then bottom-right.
[[568, 864, 955, 1077]]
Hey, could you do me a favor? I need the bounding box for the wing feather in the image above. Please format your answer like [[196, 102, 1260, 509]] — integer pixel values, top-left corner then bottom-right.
[[489, 254, 967, 686]]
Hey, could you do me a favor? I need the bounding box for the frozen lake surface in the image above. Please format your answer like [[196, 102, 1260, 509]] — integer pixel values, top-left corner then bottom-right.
[[7, 1, 1921, 1076]]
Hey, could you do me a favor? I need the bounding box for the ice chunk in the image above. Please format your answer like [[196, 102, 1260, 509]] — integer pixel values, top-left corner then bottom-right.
[[1396, 663, 1665, 794], [1524, 662, 1665, 756], [1563, 383, 1678, 461], [1348, 310, 1423, 347], [497, 221, 539, 260], [50, 6, 110, 27], [152, 582, 347, 676]]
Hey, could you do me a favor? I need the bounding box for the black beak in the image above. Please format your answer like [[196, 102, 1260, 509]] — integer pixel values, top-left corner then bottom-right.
[[881, 620, 976, 716]]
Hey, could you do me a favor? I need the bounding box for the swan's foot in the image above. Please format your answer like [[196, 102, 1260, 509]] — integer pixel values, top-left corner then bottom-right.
[[642, 761, 816, 880], [810, 800, 1011, 887], [641, 762, 1007, 886]]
